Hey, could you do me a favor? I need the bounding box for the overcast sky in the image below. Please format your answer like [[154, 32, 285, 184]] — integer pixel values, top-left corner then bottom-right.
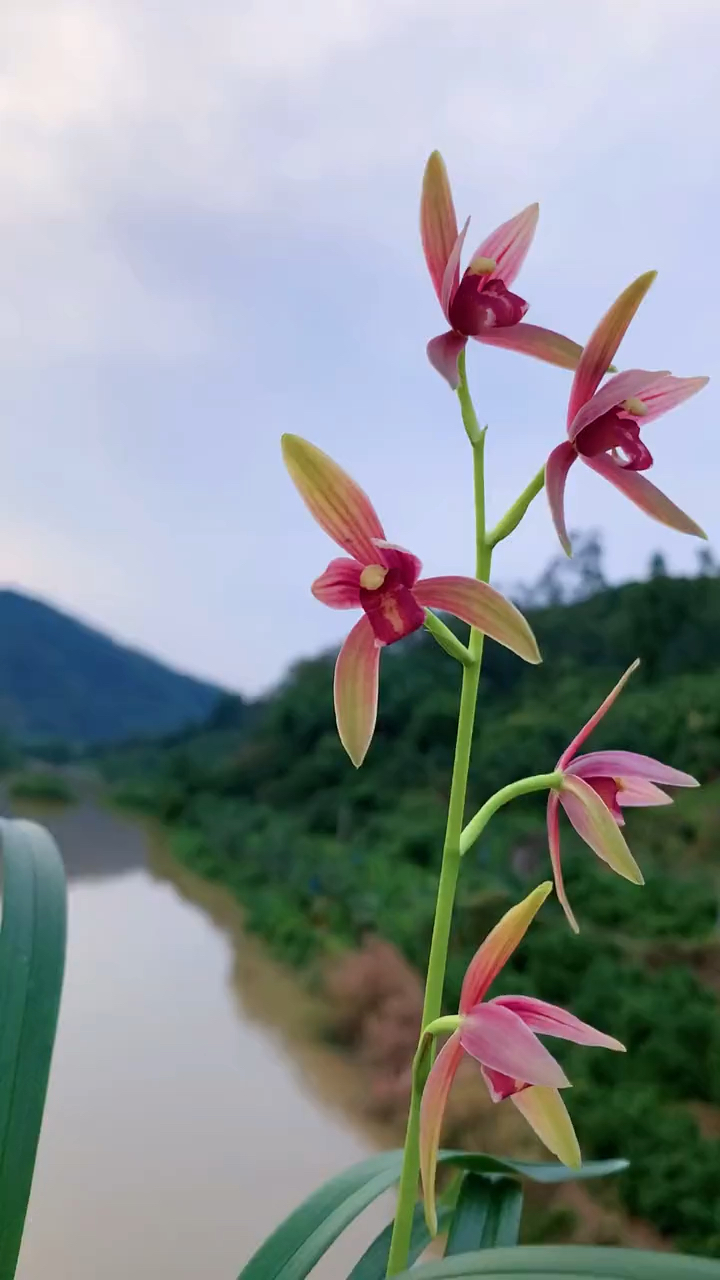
[[1, 0, 718, 693]]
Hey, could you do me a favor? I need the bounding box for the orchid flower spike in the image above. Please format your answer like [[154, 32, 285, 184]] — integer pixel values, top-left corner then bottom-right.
[[546, 271, 709, 554], [421, 151, 584, 389], [548, 659, 699, 932], [282, 434, 540, 766], [419, 883, 624, 1234]]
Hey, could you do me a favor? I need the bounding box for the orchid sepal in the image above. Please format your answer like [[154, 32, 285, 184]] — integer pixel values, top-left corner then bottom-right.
[[567, 270, 657, 423], [421, 153, 581, 382], [281, 434, 385, 563], [284, 434, 540, 765], [543, 272, 708, 554], [548, 660, 699, 928], [419, 886, 623, 1233], [414, 576, 541, 665]]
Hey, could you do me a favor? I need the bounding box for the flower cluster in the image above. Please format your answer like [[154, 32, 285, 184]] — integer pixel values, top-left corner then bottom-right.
[[423, 153, 707, 554], [419, 883, 624, 1234], [281, 433, 539, 766], [279, 150, 707, 1240]]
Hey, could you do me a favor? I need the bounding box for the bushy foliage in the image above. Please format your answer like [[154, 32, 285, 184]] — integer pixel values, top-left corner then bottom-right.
[[106, 569, 720, 1253], [9, 770, 76, 804]]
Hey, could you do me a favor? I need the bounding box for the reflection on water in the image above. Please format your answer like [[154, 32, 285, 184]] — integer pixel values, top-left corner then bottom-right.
[[10, 798, 391, 1280]]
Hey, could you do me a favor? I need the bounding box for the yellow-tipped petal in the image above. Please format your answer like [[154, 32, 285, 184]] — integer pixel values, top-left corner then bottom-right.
[[281, 434, 385, 564], [333, 616, 381, 767], [421, 151, 459, 305], [559, 774, 645, 884], [583, 452, 707, 539], [481, 323, 584, 371], [547, 791, 580, 933], [413, 576, 541, 665], [512, 1086, 582, 1169], [459, 883, 553, 1013], [568, 270, 656, 424], [557, 658, 640, 769], [419, 1032, 464, 1235]]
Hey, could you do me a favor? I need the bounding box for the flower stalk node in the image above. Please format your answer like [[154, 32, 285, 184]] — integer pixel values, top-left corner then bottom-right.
[[423, 610, 474, 668]]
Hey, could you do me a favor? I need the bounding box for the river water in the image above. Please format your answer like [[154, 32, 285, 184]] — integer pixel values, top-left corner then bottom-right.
[[11, 798, 392, 1280]]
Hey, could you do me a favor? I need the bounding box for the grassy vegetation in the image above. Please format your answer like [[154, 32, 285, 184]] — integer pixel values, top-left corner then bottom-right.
[[9, 771, 76, 804], [101, 564, 720, 1255]]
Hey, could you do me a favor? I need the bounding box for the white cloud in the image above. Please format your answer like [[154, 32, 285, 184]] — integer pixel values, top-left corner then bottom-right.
[[0, 0, 718, 688], [1, 0, 717, 358]]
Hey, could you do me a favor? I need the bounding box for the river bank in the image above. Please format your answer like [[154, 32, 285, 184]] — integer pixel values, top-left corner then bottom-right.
[[17, 774, 687, 1255], [5, 792, 396, 1279], [146, 809, 671, 1255]]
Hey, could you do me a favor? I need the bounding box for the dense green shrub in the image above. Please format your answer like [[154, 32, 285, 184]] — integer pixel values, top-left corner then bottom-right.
[[10, 771, 75, 804], [103, 571, 720, 1253]]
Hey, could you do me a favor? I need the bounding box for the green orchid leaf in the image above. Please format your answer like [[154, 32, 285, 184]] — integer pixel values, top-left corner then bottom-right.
[[0, 819, 67, 1278], [445, 1174, 523, 1255]]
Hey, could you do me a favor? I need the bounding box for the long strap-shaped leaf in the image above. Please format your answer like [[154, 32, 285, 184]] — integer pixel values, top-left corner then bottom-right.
[[390, 1245, 720, 1278], [238, 1146, 627, 1280], [445, 1175, 523, 1255], [0, 819, 67, 1279], [239, 1152, 405, 1280]]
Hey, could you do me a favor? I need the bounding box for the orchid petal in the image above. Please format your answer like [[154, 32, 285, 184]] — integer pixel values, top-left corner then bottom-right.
[[333, 616, 380, 768], [374, 541, 423, 586], [282, 435, 385, 563], [421, 152, 459, 305], [557, 660, 639, 769], [481, 1065, 523, 1102], [459, 883, 552, 1012], [545, 441, 577, 556], [441, 217, 470, 317], [470, 204, 539, 289], [547, 791, 579, 933], [617, 778, 673, 808], [621, 373, 709, 425], [567, 271, 656, 424], [567, 750, 698, 789], [419, 1031, 464, 1235], [559, 774, 645, 884], [426, 331, 467, 389], [569, 368, 668, 441], [311, 558, 363, 609], [492, 996, 625, 1052], [512, 1086, 581, 1169], [479, 323, 583, 371], [582, 451, 707, 538], [413, 576, 540, 664], [460, 1003, 569, 1089], [588, 776, 624, 822]]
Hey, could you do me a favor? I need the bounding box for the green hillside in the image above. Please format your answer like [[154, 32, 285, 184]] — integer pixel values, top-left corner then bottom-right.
[[0, 589, 226, 744], [105, 563, 720, 1254]]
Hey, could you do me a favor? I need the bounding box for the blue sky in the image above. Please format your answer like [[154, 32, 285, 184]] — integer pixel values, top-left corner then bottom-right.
[[1, 0, 718, 692]]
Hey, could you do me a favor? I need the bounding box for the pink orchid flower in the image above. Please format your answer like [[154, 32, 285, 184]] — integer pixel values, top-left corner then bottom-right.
[[282, 434, 540, 767], [546, 271, 709, 554], [421, 151, 583, 389], [419, 883, 623, 1234], [548, 660, 699, 932]]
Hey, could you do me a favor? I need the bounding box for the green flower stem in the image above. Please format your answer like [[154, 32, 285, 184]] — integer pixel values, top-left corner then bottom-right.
[[456, 347, 483, 446], [459, 771, 562, 857], [423, 610, 473, 668], [411, 1016, 463, 1095], [423, 1014, 463, 1039], [488, 464, 545, 548], [386, 367, 489, 1277]]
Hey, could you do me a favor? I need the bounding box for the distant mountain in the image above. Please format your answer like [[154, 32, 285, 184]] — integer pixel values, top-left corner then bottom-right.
[[0, 589, 226, 744]]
